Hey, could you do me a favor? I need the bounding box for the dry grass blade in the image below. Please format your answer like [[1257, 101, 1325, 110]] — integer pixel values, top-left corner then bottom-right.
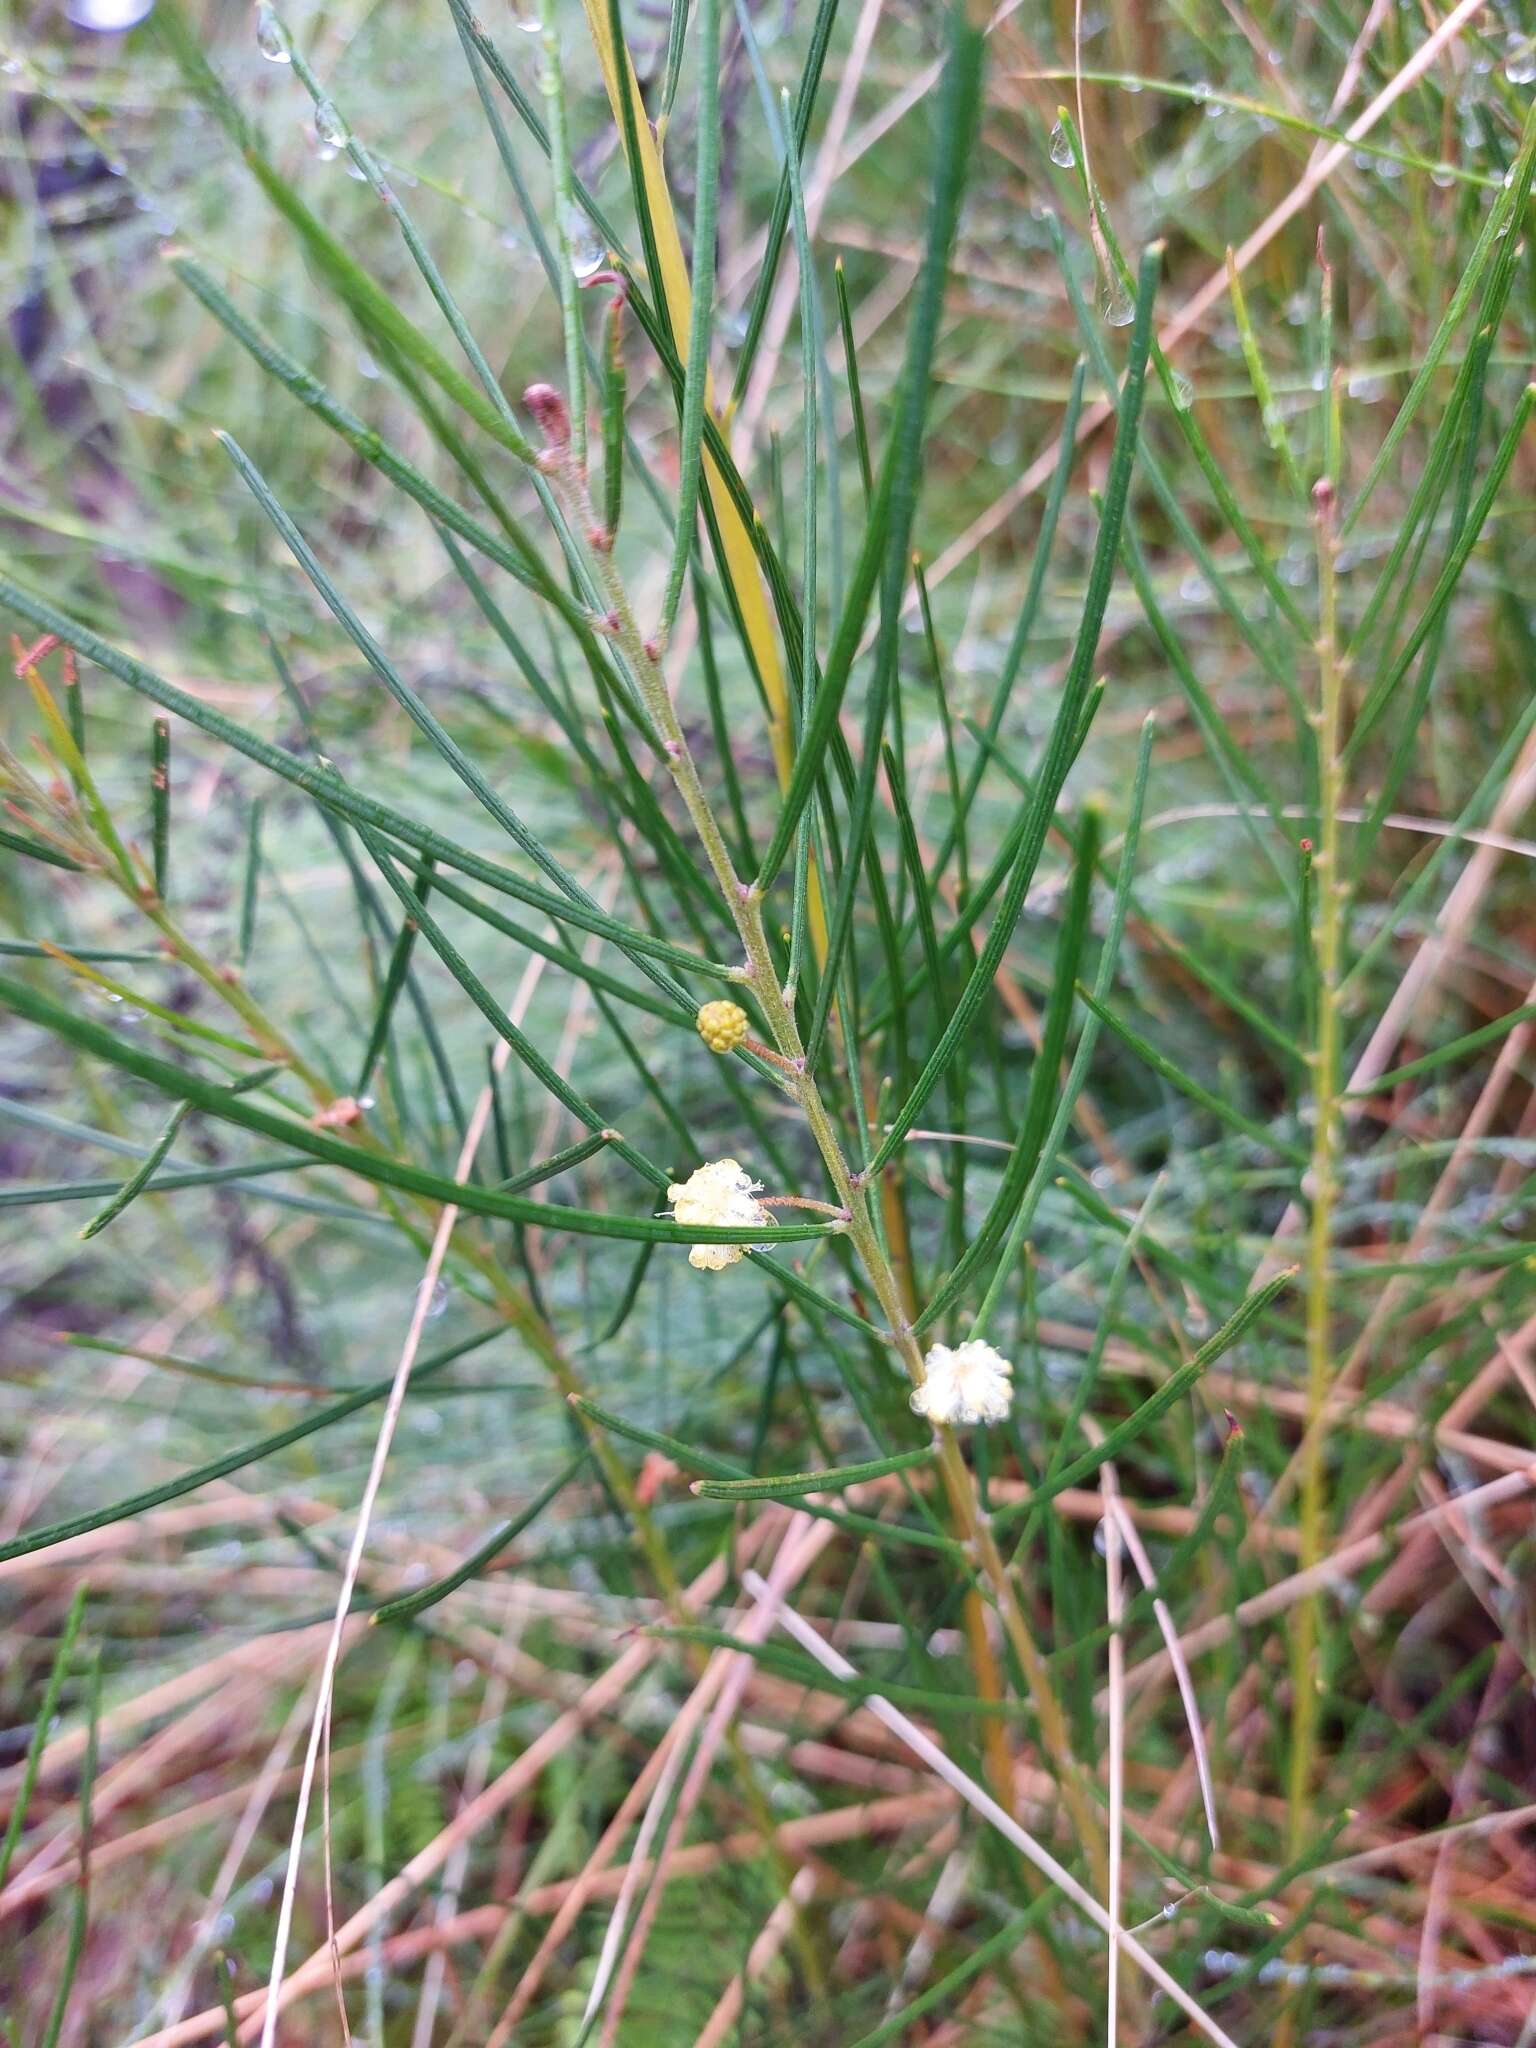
[[744, 1572, 1242, 2048]]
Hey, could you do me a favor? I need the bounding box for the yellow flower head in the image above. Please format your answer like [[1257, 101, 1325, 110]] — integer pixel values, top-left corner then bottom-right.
[[696, 999, 749, 1055], [666, 1157, 769, 1271]]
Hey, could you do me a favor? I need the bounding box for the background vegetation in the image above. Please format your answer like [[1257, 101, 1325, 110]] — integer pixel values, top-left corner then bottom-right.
[[2, 0, 1535, 2040]]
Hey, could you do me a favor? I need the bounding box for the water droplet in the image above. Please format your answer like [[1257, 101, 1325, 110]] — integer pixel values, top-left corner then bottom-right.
[[1179, 573, 1210, 605], [255, 2, 290, 62], [314, 99, 348, 151], [1203, 96, 1227, 119], [426, 1279, 449, 1320], [566, 210, 604, 280], [354, 350, 379, 380], [303, 118, 338, 164], [64, 0, 155, 31], [1505, 37, 1536, 85], [357, 1093, 376, 1110], [1170, 370, 1194, 411], [719, 306, 749, 347], [1100, 275, 1134, 327], [515, 10, 542, 29], [1346, 370, 1386, 404], [1191, 80, 1211, 102], [1048, 120, 1075, 168], [0, 55, 21, 74], [1430, 161, 1457, 189], [1279, 549, 1311, 588]]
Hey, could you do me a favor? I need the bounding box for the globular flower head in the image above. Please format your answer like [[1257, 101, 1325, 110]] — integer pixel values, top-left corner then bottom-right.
[[696, 999, 749, 1055], [666, 1157, 769, 1272], [910, 1338, 1013, 1428]]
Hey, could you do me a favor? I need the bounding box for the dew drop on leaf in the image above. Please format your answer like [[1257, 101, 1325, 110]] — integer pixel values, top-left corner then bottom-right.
[[1100, 275, 1134, 327], [314, 99, 348, 151], [255, 3, 290, 63], [567, 212, 605, 281]]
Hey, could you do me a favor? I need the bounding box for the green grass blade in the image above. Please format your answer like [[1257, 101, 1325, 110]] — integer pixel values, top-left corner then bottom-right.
[[0, 1585, 88, 1888], [155, 4, 536, 465], [801, 7, 985, 1055], [0, 971, 837, 1249], [0, 1329, 504, 1566], [1344, 101, 1536, 532], [917, 803, 1101, 1334], [658, 0, 722, 640], [569, 1392, 746, 1481], [78, 1103, 190, 1241], [867, 242, 1162, 1177], [371, 1451, 590, 1626], [834, 258, 874, 505], [994, 1268, 1294, 1528], [38, 1649, 100, 2048], [356, 859, 433, 1099], [1346, 385, 1535, 760], [691, 1446, 933, 1500], [149, 716, 170, 900], [1077, 986, 1308, 1166], [727, 0, 843, 404]]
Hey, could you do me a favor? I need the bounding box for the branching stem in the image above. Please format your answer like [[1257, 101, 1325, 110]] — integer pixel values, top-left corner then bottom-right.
[[546, 452, 1106, 1886]]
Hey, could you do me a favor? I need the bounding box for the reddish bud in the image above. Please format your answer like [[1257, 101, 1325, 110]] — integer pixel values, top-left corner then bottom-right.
[[312, 1095, 364, 1130], [523, 383, 570, 447]]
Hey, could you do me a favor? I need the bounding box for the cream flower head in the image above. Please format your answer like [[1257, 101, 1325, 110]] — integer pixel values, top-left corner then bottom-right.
[[666, 1158, 770, 1272], [910, 1338, 1013, 1427]]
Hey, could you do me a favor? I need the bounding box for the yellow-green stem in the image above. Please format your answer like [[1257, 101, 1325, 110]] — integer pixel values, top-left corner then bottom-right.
[[554, 456, 1106, 1887], [1287, 480, 1346, 1858]]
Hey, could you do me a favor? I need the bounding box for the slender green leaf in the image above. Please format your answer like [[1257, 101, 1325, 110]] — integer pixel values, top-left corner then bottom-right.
[[691, 1445, 933, 1500]]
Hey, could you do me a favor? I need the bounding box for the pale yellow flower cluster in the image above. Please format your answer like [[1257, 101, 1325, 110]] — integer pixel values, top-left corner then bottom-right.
[[910, 1338, 1014, 1427], [666, 1158, 770, 1271]]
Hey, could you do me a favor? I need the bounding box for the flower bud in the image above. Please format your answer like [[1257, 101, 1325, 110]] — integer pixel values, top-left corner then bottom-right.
[[523, 382, 570, 447], [696, 999, 749, 1055]]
